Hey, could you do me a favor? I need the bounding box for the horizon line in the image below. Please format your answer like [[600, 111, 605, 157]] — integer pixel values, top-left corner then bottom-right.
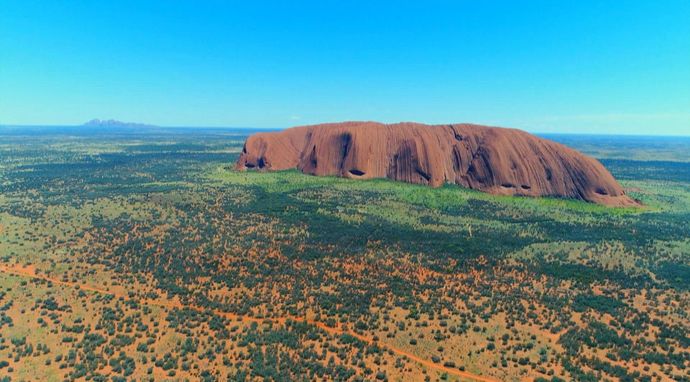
[[0, 122, 689, 138]]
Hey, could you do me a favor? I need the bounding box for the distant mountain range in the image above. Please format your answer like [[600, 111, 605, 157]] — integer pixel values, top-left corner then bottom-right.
[[83, 119, 157, 128]]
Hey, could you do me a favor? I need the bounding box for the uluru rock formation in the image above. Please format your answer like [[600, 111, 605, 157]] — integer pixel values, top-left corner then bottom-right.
[[236, 122, 637, 206]]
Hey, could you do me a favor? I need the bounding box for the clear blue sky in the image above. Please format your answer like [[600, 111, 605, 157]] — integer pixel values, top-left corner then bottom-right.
[[1, 1, 689, 134]]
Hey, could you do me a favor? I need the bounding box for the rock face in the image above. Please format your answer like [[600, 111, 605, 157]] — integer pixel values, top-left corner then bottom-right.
[[236, 122, 637, 206]]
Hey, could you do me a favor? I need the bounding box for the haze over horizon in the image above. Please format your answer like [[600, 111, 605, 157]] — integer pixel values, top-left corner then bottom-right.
[[2, 1, 689, 135]]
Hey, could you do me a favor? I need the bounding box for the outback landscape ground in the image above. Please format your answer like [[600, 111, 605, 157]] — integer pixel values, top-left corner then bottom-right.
[[0, 126, 688, 381]]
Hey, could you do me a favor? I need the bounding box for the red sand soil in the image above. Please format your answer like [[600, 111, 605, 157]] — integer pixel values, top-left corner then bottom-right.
[[236, 121, 637, 206], [0, 263, 498, 381]]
